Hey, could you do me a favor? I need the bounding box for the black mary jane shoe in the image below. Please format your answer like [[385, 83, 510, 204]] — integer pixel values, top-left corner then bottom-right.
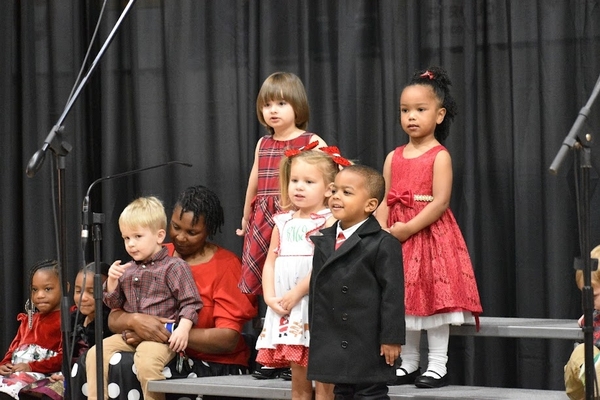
[[252, 365, 286, 379], [387, 367, 421, 386], [414, 371, 448, 388], [280, 368, 292, 381]]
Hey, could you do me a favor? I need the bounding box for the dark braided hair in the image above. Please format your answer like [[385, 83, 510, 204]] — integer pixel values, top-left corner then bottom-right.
[[174, 185, 224, 239], [405, 66, 458, 143], [29, 259, 60, 289]]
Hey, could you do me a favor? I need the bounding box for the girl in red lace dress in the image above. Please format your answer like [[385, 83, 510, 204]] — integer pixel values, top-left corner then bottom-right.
[[236, 72, 326, 295], [376, 66, 482, 389], [0, 260, 62, 400]]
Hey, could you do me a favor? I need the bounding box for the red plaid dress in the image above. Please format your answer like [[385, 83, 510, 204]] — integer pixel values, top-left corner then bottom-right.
[[238, 131, 313, 294]]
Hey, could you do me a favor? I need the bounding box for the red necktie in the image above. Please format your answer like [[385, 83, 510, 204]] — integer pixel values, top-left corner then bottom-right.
[[335, 232, 346, 250]]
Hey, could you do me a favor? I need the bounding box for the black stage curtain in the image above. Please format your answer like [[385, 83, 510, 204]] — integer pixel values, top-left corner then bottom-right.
[[2, 0, 600, 390]]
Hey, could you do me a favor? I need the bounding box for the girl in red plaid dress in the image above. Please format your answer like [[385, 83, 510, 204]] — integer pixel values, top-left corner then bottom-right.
[[236, 72, 326, 295]]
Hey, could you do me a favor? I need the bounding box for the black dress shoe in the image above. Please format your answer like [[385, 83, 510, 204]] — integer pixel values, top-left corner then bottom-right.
[[387, 367, 421, 385], [280, 368, 292, 381], [414, 371, 448, 388], [252, 365, 286, 379]]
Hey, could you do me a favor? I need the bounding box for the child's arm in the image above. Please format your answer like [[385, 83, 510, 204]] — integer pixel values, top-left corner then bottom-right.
[[236, 139, 262, 236], [168, 318, 193, 352], [375, 151, 394, 229], [389, 150, 452, 242], [262, 227, 287, 315]]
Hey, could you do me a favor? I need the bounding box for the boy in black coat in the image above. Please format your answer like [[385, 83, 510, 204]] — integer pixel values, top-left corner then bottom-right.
[[308, 164, 405, 399]]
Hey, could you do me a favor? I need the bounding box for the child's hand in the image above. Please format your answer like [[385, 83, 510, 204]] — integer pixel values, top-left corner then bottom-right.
[[0, 363, 13, 376], [11, 362, 31, 373], [235, 217, 248, 237], [279, 289, 303, 312], [264, 296, 287, 315], [49, 372, 64, 382], [380, 344, 401, 366], [168, 318, 192, 352], [168, 327, 189, 352], [107, 260, 132, 292], [389, 222, 411, 242]]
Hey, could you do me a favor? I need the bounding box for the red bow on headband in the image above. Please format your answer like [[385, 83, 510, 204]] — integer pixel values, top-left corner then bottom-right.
[[284, 141, 319, 158], [420, 70, 434, 80], [319, 146, 352, 167]]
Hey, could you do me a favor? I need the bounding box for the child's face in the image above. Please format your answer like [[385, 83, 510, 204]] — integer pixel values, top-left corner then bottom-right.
[[261, 98, 296, 132], [120, 224, 166, 262], [31, 269, 61, 313], [288, 159, 331, 213], [73, 271, 96, 316], [399, 84, 446, 140], [329, 169, 377, 230]]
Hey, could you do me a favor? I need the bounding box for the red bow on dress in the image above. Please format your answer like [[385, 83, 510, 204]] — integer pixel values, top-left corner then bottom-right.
[[284, 141, 319, 158], [319, 146, 352, 167], [387, 189, 414, 208]]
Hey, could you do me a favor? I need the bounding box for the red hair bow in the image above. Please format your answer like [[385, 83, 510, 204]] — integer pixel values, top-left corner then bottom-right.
[[420, 70, 434, 80], [284, 141, 319, 158], [319, 146, 352, 167]]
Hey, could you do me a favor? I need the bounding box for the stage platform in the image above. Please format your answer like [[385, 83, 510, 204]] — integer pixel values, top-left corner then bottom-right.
[[148, 375, 569, 399]]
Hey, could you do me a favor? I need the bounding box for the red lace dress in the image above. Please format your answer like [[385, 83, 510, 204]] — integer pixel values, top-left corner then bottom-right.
[[238, 131, 314, 295], [387, 145, 482, 330]]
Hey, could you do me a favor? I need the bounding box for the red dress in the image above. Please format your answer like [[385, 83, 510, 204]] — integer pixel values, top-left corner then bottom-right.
[[387, 145, 482, 319], [238, 131, 314, 295]]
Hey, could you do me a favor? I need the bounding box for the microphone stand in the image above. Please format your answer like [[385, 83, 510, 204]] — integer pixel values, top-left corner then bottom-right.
[[24, 2, 139, 399], [549, 72, 600, 400], [81, 161, 191, 400]]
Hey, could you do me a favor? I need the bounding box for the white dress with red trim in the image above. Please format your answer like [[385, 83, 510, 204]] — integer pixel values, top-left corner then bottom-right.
[[256, 208, 331, 368]]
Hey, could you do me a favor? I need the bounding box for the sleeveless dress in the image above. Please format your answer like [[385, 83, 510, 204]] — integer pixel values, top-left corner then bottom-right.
[[238, 131, 314, 295], [387, 145, 482, 331], [255, 209, 332, 368]]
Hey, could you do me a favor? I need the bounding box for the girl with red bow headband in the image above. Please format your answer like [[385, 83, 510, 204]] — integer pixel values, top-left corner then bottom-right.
[[256, 148, 342, 400]]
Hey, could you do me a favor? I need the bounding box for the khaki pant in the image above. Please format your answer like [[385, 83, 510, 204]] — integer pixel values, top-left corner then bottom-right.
[[86, 333, 175, 400], [564, 343, 600, 400]]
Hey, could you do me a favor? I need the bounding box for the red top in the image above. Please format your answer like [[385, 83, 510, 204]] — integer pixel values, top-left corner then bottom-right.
[[0, 309, 62, 373], [165, 243, 258, 366]]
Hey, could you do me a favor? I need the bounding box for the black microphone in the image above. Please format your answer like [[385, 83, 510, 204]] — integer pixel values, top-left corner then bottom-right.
[[81, 196, 90, 250], [26, 147, 48, 178], [81, 160, 193, 250]]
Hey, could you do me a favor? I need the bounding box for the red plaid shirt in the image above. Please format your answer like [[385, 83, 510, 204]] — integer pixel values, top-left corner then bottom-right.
[[104, 246, 202, 324]]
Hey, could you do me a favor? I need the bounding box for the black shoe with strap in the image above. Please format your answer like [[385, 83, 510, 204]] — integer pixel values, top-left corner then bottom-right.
[[414, 370, 448, 388], [387, 367, 421, 386]]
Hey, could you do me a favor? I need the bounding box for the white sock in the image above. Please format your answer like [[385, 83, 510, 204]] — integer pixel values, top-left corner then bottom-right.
[[397, 330, 421, 376], [423, 324, 449, 378]]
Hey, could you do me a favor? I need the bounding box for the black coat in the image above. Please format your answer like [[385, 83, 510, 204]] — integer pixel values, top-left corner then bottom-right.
[[307, 215, 405, 384]]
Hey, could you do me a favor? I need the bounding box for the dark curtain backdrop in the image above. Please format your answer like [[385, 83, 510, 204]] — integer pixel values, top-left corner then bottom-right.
[[2, 0, 600, 391]]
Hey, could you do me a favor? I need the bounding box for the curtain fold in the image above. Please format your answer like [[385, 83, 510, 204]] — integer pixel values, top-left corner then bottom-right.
[[3, 0, 599, 390]]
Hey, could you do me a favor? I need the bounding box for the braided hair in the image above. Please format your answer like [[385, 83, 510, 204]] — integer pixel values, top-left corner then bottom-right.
[[405, 66, 458, 143], [26, 259, 60, 328], [174, 185, 224, 239]]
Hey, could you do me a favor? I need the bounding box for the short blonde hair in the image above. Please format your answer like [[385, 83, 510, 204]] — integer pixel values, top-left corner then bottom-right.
[[119, 196, 167, 233], [256, 72, 309, 135], [575, 244, 600, 289]]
